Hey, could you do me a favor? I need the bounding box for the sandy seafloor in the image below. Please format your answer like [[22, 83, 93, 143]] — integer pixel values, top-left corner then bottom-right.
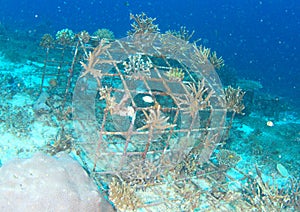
[[0, 47, 299, 210], [0, 52, 76, 166]]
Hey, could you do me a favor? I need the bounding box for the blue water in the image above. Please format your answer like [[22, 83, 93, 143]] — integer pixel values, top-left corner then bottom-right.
[[1, 0, 299, 103]]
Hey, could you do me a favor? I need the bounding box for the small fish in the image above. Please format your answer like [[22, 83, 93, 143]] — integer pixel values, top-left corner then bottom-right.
[[124, 1, 130, 7]]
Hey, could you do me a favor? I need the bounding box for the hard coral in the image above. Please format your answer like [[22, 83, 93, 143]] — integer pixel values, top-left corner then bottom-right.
[[0, 153, 114, 211]]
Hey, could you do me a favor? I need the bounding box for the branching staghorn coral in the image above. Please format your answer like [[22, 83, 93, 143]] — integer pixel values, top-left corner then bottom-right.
[[224, 86, 245, 138], [193, 44, 211, 64], [45, 127, 74, 156], [166, 26, 195, 42], [178, 79, 214, 118], [128, 12, 160, 35], [243, 165, 300, 211], [193, 44, 225, 69], [138, 104, 176, 159], [164, 67, 185, 81], [109, 177, 142, 211], [137, 104, 176, 131], [224, 86, 245, 115], [123, 54, 153, 79], [174, 181, 202, 211], [98, 86, 117, 111], [80, 39, 117, 85], [209, 51, 225, 70], [99, 86, 134, 117], [120, 160, 159, 187]]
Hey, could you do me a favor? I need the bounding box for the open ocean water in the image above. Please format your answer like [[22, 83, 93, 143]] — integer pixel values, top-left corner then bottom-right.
[[0, 0, 299, 211]]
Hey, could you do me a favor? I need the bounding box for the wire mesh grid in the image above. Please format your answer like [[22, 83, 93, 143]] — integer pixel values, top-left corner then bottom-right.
[[73, 33, 227, 193]]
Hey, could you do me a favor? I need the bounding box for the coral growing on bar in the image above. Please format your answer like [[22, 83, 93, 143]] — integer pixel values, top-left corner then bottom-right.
[[120, 160, 159, 187], [55, 28, 75, 45], [209, 51, 225, 70], [166, 26, 195, 42], [93, 28, 115, 41], [80, 39, 117, 85], [39, 33, 54, 49], [109, 177, 142, 211], [137, 105, 176, 132], [122, 54, 153, 79], [224, 86, 245, 114], [192, 44, 225, 69], [178, 79, 214, 117], [77, 30, 90, 44], [128, 12, 159, 35], [164, 67, 185, 81], [193, 44, 211, 64]]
